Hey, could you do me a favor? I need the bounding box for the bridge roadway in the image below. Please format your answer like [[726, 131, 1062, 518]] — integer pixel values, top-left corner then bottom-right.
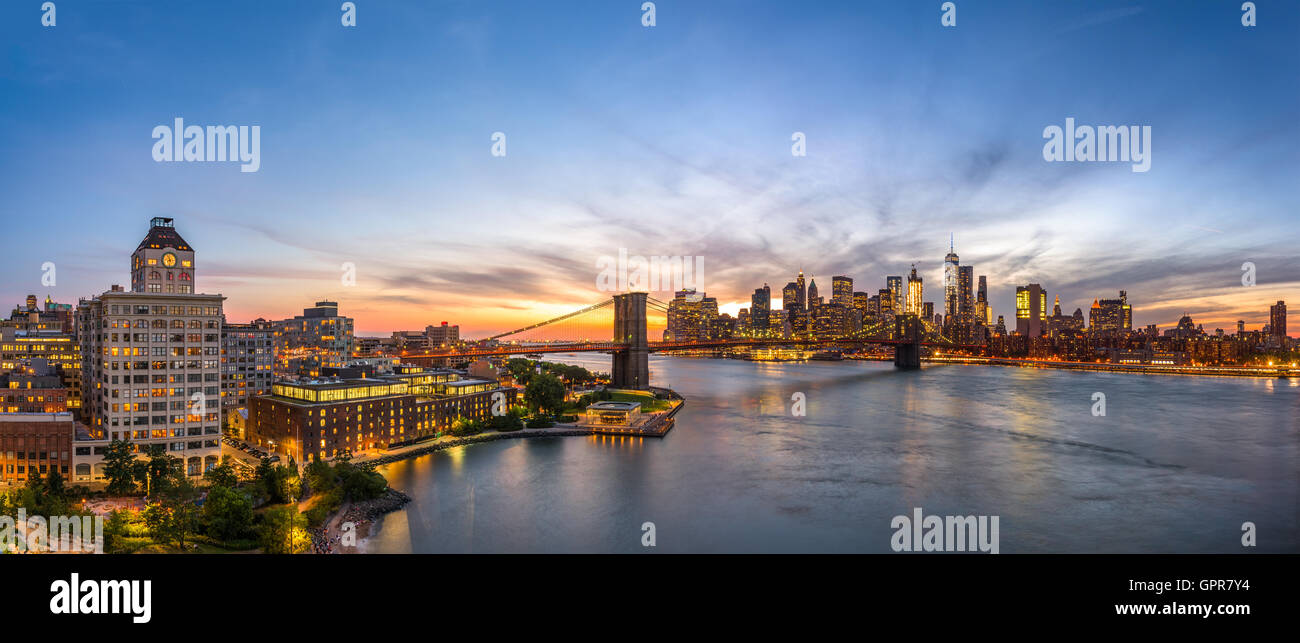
[[401, 336, 982, 361]]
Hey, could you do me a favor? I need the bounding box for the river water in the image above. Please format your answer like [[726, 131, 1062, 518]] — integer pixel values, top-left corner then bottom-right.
[[367, 354, 1298, 553]]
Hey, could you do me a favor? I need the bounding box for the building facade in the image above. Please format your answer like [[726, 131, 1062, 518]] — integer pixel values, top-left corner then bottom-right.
[[246, 368, 516, 463], [274, 301, 355, 376], [221, 318, 275, 422], [77, 218, 224, 478], [0, 412, 75, 486]]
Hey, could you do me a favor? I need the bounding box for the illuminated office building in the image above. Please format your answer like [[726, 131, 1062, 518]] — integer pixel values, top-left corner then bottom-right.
[[1270, 301, 1287, 338], [957, 265, 974, 322], [905, 265, 923, 317], [750, 285, 771, 335], [1, 327, 81, 415], [1089, 291, 1132, 333], [878, 289, 894, 316], [782, 282, 799, 320], [887, 276, 902, 309], [246, 367, 515, 463], [943, 237, 959, 320], [832, 276, 853, 308], [1015, 283, 1048, 338], [77, 217, 225, 478], [975, 275, 990, 325], [795, 270, 807, 311], [274, 301, 355, 376]]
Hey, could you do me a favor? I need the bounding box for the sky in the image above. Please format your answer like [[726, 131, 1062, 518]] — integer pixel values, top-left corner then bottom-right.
[[0, 0, 1296, 337]]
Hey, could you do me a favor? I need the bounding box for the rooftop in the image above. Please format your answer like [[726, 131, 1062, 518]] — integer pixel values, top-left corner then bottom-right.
[[587, 401, 641, 411], [136, 218, 193, 253]]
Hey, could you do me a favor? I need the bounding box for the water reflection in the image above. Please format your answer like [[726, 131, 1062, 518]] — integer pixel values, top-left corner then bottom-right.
[[369, 355, 1298, 553]]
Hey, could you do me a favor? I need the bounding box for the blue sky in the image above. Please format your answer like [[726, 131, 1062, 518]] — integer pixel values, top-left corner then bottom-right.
[[0, 0, 1296, 335]]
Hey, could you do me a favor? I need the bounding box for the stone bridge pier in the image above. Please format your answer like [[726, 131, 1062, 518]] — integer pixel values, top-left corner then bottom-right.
[[611, 292, 649, 388], [894, 314, 921, 370]]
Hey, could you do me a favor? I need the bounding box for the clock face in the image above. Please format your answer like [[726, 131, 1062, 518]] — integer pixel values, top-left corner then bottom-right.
[[162, 252, 177, 268]]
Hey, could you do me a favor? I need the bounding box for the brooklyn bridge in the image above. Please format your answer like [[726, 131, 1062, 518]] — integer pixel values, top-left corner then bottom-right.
[[401, 293, 982, 387]]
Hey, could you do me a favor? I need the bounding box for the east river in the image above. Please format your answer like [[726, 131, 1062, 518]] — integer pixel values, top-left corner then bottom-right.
[[366, 355, 1298, 553]]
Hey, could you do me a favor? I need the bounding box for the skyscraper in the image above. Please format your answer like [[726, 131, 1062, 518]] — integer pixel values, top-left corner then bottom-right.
[[1089, 292, 1131, 333], [832, 276, 853, 307], [782, 282, 798, 319], [807, 278, 819, 310], [886, 276, 902, 308], [957, 265, 974, 321], [665, 289, 703, 341], [975, 275, 990, 325], [1270, 301, 1287, 338], [751, 285, 771, 336], [905, 265, 923, 317], [1015, 283, 1047, 337], [943, 236, 959, 320], [795, 270, 807, 312]]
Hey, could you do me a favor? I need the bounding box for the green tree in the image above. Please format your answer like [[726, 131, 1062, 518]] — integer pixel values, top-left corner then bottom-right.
[[254, 458, 301, 505], [203, 460, 239, 489], [102, 440, 140, 496], [261, 505, 310, 554], [143, 472, 200, 550], [524, 372, 566, 416], [44, 468, 67, 499], [141, 444, 181, 496], [203, 485, 254, 542], [102, 508, 133, 554], [506, 358, 536, 385]]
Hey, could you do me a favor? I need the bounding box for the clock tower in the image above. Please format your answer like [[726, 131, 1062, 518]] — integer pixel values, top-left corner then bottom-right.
[[130, 217, 197, 294]]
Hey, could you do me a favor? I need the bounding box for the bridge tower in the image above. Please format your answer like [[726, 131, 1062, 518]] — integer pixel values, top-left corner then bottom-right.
[[894, 314, 921, 370], [611, 292, 650, 388]]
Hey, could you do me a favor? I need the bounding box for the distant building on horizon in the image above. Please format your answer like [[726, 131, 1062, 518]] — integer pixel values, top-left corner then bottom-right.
[[1015, 283, 1047, 337], [905, 265, 923, 317]]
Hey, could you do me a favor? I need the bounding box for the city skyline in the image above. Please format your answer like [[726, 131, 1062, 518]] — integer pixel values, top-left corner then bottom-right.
[[6, 225, 1295, 340], [1, 1, 1296, 336]]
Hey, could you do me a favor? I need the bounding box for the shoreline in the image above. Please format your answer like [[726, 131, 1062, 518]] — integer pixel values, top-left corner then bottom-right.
[[923, 356, 1297, 379], [656, 351, 1296, 379]]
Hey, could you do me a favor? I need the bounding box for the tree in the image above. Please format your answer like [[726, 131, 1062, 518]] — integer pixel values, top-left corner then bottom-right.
[[141, 444, 180, 496], [261, 505, 310, 554], [102, 509, 132, 554], [254, 458, 300, 505], [143, 473, 200, 550], [524, 372, 566, 416], [102, 440, 140, 496], [203, 485, 253, 542], [449, 416, 483, 437], [203, 460, 239, 489], [44, 468, 67, 499], [506, 358, 536, 385]]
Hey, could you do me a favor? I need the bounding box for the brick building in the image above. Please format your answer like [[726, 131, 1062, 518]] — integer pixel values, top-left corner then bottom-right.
[[0, 412, 75, 486]]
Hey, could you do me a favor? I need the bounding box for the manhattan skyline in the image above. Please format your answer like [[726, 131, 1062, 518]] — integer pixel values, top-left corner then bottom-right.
[[0, 1, 1296, 336]]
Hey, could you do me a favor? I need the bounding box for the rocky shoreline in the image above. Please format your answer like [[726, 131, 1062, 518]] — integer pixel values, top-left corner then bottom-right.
[[309, 488, 411, 554]]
